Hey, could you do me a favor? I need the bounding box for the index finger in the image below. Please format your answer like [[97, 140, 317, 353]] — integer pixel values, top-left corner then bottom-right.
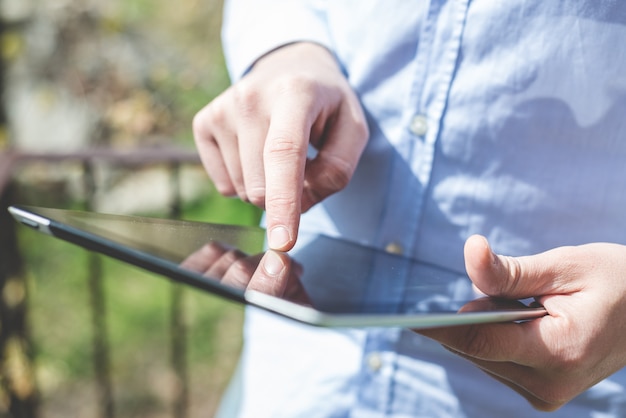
[[263, 97, 315, 251], [246, 250, 291, 296]]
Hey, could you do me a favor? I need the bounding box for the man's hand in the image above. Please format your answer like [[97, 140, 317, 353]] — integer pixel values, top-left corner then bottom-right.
[[419, 235, 626, 411], [193, 42, 369, 251]]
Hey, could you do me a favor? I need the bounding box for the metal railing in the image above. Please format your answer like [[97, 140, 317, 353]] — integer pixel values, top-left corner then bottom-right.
[[0, 147, 204, 418]]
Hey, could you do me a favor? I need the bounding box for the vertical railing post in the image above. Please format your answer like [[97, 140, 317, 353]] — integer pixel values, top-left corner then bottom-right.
[[168, 162, 188, 418], [0, 182, 39, 418], [0, 7, 39, 415], [83, 161, 115, 418]]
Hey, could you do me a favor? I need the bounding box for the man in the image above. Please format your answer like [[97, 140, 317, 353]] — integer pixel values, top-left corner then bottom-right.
[[193, 1, 626, 416]]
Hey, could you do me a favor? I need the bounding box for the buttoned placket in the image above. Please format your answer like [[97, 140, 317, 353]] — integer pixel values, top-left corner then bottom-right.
[[375, 0, 474, 267], [360, 0, 471, 415], [353, 328, 402, 415]]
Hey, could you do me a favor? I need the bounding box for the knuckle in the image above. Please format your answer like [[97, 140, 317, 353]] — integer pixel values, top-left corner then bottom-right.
[[352, 116, 370, 143], [229, 257, 256, 280], [191, 111, 203, 135], [305, 154, 354, 201], [506, 257, 523, 294], [488, 255, 523, 297], [246, 186, 266, 208], [528, 397, 565, 412], [193, 103, 229, 142], [213, 181, 236, 197], [460, 326, 493, 358], [236, 188, 248, 203], [223, 249, 246, 265], [318, 155, 353, 191], [275, 73, 318, 97], [265, 193, 299, 214], [265, 134, 307, 159], [232, 82, 262, 117], [528, 384, 574, 411], [202, 241, 223, 255], [192, 108, 212, 140], [205, 102, 229, 126]]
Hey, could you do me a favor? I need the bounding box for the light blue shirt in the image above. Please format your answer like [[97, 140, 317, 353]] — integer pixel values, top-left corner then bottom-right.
[[220, 1, 626, 416]]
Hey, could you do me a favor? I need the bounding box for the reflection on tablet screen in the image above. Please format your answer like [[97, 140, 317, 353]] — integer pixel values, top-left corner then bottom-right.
[[11, 206, 543, 323]]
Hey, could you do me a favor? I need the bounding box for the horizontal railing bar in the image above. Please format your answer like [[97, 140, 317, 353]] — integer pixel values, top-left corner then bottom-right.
[[0, 147, 202, 196], [10, 147, 201, 165]]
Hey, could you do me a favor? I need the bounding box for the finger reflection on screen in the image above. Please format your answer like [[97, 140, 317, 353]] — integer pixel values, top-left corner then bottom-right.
[[179, 242, 309, 304]]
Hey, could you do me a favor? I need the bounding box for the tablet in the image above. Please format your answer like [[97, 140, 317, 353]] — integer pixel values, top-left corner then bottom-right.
[[8, 205, 546, 328]]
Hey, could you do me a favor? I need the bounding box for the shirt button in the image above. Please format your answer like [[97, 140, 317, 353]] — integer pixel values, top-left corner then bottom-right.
[[366, 352, 383, 372], [409, 114, 428, 136], [385, 242, 404, 255]]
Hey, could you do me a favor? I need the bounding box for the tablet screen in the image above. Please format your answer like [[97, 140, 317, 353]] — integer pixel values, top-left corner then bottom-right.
[[11, 206, 542, 322]]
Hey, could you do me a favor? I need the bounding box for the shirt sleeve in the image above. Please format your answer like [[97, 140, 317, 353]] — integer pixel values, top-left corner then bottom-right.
[[221, 0, 332, 81]]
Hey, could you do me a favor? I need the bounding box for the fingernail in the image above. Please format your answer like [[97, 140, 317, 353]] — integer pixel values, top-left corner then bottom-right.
[[268, 226, 291, 250], [263, 250, 285, 276]]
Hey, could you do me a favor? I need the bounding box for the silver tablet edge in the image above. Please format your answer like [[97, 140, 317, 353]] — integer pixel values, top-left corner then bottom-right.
[[244, 289, 547, 329], [8, 206, 52, 235]]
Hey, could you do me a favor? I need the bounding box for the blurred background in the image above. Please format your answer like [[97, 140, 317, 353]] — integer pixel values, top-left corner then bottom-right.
[[0, 0, 262, 416]]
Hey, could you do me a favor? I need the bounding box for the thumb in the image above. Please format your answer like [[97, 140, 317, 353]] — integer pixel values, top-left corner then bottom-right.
[[464, 235, 565, 299]]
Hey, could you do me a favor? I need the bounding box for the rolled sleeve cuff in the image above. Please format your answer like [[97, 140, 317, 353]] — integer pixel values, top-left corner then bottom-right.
[[222, 1, 332, 81]]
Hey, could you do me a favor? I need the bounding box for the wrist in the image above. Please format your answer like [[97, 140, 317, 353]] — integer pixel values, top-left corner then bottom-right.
[[251, 42, 340, 75]]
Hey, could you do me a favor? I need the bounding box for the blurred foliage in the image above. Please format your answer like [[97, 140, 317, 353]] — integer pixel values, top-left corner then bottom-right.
[[3, 0, 230, 151], [16, 193, 261, 417], [0, 0, 267, 416]]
